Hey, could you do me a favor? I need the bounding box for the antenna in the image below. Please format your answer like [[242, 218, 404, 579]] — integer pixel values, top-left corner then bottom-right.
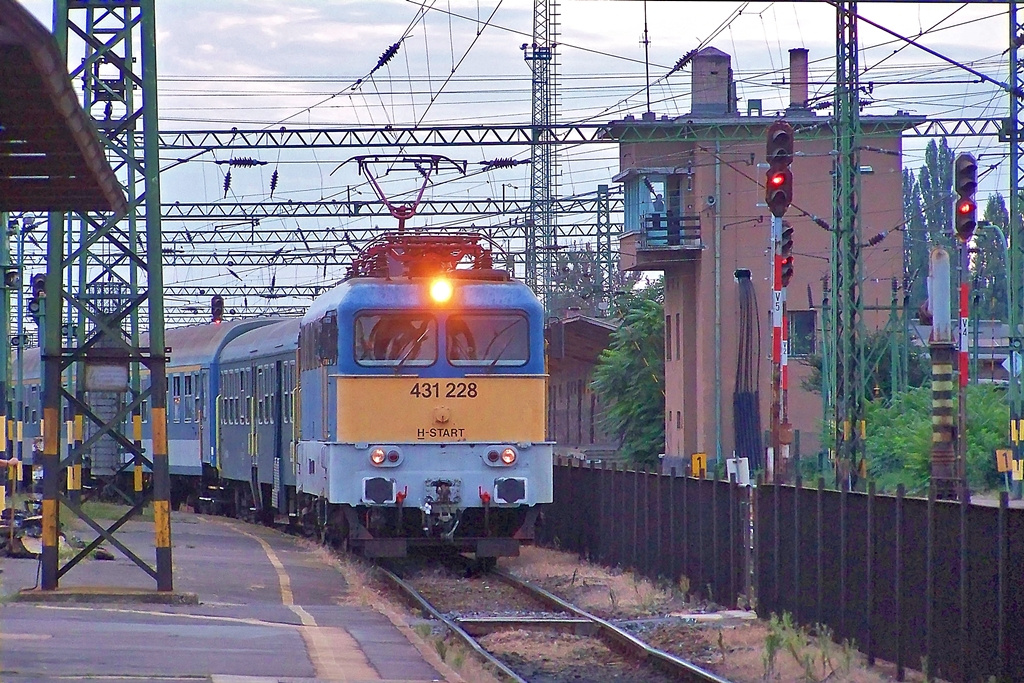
[[642, 0, 651, 113]]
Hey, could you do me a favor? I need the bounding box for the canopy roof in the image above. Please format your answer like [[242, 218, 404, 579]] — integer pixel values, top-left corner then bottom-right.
[[0, 0, 126, 213]]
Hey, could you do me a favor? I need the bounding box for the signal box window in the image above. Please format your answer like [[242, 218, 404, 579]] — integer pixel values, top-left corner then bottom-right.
[[788, 310, 817, 357], [446, 313, 529, 367], [355, 313, 437, 366]]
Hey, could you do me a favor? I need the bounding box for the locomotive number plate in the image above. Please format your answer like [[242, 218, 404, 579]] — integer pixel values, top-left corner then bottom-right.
[[409, 381, 478, 399]]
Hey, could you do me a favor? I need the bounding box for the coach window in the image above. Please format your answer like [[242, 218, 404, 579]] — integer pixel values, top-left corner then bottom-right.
[[172, 375, 181, 423], [184, 374, 193, 422], [355, 313, 437, 366], [446, 313, 529, 367], [30, 386, 38, 423]]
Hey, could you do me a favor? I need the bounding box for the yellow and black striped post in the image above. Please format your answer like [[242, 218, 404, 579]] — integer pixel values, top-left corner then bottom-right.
[[930, 342, 958, 499], [41, 212, 63, 590]]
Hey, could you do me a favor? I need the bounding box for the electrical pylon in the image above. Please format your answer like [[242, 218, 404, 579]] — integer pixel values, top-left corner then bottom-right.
[[1009, 2, 1024, 490], [42, 0, 171, 591], [523, 0, 559, 306], [831, 2, 866, 487]]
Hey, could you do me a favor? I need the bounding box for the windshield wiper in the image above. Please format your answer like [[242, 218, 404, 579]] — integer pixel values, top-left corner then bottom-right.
[[394, 326, 431, 374]]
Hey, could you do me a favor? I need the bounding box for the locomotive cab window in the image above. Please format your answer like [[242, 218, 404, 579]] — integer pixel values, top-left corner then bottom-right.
[[354, 313, 437, 366], [446, 313, 529, 367]]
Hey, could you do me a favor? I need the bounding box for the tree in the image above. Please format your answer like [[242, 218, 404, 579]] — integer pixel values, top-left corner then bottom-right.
[[974, 193, 1010, 320], [546, 245, 641, 319], [801, 328, 930, 400], [591, 279, 665, 466], [903, 138, 953, 311]]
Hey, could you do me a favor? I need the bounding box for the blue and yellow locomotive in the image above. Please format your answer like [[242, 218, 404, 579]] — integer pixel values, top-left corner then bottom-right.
[[294, 233, 553, 557], [14, 233, 552, 559]]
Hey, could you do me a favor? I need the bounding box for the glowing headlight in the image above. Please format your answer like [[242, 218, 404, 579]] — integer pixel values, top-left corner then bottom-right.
[[430, 278, 453, 303], [500, 447, 517, 465], [370, 447, 387, 465]]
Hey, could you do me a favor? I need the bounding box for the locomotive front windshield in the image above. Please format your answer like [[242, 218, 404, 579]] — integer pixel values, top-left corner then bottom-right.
[[353, 311, 529, 368], [355, 313, 437, 366], [446, 313, 528, 367]]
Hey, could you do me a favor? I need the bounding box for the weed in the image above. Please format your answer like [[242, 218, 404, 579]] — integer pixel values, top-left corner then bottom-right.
[[677, 574, 691, 600], [706, 583, 714, 604], [608, 588, 618, 612], [717, 629, 726, 663], [450, 651, 465, 669], [434, 637, 448, 662], [762, 613, 784, 681], [570, 568, 578, 586], [414, 624, 432, 639]]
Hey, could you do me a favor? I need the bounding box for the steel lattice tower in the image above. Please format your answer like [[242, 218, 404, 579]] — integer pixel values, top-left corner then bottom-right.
[[41, 0, 172, 590], [1009, 2, 1024, 486], [523, 0, 558, 305], [831, 2, 866, 485]]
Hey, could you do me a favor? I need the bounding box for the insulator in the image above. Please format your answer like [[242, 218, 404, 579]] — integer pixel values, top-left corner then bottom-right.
[[668, 49, 698, 76], [866, 232, 887, 247], [374, 42, 401, 72], [229, 157, 266, 167], [223, 170, 231, 198], [481, 157, 524, 170], [269, 169, 279, 197], [813, 100, 833, 110]]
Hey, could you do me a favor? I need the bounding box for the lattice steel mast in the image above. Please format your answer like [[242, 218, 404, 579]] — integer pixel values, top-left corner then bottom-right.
[[831, 2, 866, 486], [523, 0, 559, 303], [1009, 2, 1024, 490], [42, 0, 171, 591]]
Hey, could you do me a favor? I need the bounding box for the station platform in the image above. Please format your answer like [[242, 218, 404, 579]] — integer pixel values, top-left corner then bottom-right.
[[0, 511, 456, 682]]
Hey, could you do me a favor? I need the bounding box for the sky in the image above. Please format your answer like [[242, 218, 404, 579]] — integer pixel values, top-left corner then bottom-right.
[[16, 0, 1018, 313]]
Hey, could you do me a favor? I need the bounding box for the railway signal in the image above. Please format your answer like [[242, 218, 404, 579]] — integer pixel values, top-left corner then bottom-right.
[[954, 153, 977, 243], [780, 222, 794, 288], [765, 121, 794, 218], [211, 294, 224, 323], [27, 273, 45, 322]]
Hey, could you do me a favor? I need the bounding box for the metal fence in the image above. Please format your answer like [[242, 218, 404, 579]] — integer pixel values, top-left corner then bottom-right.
[[539, 458, 749, 608], [542, 462, 1024, 683], [756, 479, 1024, 683]]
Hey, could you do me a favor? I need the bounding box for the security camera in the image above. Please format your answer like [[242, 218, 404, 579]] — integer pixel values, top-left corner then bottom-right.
[[706, 195, 717, 206]]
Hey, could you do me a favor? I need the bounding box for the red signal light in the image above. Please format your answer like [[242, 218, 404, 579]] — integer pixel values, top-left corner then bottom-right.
[[769, 173, 786, 187], [957, 199, 975, 215]]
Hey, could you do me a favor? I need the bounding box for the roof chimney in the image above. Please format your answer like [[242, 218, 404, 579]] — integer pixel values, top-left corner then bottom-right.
[[788, 48, 809, 110]]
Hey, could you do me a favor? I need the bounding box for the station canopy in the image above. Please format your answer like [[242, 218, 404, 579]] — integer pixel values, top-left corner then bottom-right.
[[0, 0, 126, 214]]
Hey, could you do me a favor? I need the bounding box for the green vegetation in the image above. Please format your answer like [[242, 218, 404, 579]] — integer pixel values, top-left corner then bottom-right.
[[590, 279, 665, 466], [864, 384, 1006, 494]]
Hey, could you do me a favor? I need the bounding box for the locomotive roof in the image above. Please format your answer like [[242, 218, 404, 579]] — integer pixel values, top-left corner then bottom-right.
[[219, 318, 300, 365], [303, 275, 541, 325]]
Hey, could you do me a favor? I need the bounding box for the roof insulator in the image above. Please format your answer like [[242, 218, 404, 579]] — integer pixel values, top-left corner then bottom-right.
[[866, 231, 887, 247]]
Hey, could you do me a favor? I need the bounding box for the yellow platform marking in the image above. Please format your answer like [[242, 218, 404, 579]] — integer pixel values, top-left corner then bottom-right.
[[231, 523, 380, 682]]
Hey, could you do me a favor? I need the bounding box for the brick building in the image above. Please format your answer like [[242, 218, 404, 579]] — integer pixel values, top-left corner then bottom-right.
[[615, 47, 918, 467]]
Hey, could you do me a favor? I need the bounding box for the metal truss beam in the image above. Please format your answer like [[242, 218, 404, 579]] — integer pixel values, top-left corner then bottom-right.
[[152, 118, 1002, 152], [161, 196, 621, 221], [164, 285, 329, 299]]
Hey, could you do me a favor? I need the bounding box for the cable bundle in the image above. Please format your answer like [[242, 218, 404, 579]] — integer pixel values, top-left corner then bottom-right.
[[733, 272, 763, 471]]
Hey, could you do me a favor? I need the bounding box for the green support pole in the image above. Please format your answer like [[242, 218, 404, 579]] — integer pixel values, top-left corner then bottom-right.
[[833, 1, 866, 489], [140, 0, 172, 590], [1009, 3, 1024, 496]]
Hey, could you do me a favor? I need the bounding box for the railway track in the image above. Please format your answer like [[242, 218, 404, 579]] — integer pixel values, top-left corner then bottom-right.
[[374, 554, 734, 683]]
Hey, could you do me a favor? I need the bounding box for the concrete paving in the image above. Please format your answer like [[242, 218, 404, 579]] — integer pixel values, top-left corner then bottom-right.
[[0, 511, 451, 682]]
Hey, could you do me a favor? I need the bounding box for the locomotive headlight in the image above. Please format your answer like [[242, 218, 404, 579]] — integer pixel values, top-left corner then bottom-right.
[[500, 447, 517, 465], [430, 278, 453, 303], [370, 447, 387, 465]]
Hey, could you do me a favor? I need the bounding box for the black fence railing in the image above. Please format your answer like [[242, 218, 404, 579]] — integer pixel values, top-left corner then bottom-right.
[[756, 479, 1023, 683], [640, 213, 701, 249], [539, 459, 749, 608], [542, 462, 1024, 683]]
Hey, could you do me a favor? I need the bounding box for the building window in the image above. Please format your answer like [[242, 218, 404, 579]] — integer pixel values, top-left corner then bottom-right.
[[788, 310, 817, 357], [665, 315, 672, 361]]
